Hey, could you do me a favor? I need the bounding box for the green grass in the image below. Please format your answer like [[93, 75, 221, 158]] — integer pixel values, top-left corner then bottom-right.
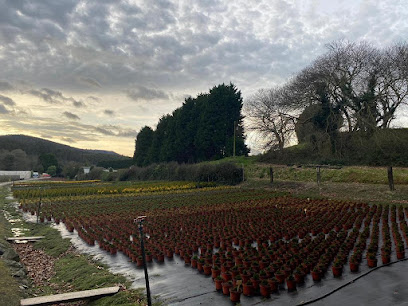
[[88, 290, 146, 306], [215, 156, 408, 185], [52, 253, 128, 290], [242, 179, 408, 206], [0, 187, 21, 306], [0, 260, 21, 306], [28, 224, 71, 257]]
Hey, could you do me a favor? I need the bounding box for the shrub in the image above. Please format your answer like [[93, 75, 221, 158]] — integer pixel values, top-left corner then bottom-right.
[[117, 162, 243, 185]]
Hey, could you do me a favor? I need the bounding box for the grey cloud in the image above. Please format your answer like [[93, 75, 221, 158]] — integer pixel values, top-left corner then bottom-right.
[[79, 77, 102, 88], [28, 89, 59, 103], [92, 124, 136, 138], [61, 137, 76, 143], [117, 129, 137, 138], [87, 96, 101, 102], [0, 95, 16, 106], [73, 100, 85, 108], [0, 104, 9, 114], [94, 126, 115, 136], [127, 85, 169, 102], [63, 111, 80, 120], [0, 81, 14, 91], [104, 109, 115, 116], [27, 87, 84, 107]]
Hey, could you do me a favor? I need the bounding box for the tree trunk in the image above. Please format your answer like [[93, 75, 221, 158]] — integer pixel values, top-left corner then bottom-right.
[[269, 167, 274, 184]]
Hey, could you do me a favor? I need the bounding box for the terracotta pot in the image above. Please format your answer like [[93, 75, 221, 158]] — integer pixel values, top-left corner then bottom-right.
[[222, 282, 233, 295], [250, 278, 260, 290], [381, 255, 390, 264], [349, 262, 359, 272], [294, 273, 305, 284], [203, 265, 212, 276], [311, 270, 321, 281], [166, 250, 173, 258], [156, 254, 164, 263], [229, 287, 242, 303], [136, 257, 143, 267], [275, 272, 286, 284], [191, 259, 198, 268], [242, 283, 253, 296], [214, 278, 223, 291], [332, 266, 343, 277], [222, 271, 232, 281], [397, 251, 405, 260], [367, 258, 377, 268], [259, 283, 270, 298], [286, 279, 296, 291], [211, 268, 220, 278], [267, 279, 279, 292]]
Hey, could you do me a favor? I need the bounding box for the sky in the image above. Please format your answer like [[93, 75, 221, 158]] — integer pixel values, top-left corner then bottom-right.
[[0, 0, 407, 157]]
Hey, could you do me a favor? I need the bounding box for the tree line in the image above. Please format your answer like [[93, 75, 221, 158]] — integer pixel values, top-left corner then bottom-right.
[[133, 83, 249, 166], [246, 41, 408, 164]]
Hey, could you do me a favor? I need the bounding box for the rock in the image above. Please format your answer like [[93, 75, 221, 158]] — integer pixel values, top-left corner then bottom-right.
[[3, 248, 20, 261], [3, 259, 23, 269], [12, 268, 26, 278]]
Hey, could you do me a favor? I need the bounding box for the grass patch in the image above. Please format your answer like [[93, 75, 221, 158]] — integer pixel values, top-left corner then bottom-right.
[[241, 179, 408, 206], [0, 260, 20, 306], [52, 253, 128, 290], [50, 253, 146, 305], [88, 289, 145, 306], [0, 186, 21, 306], [237, 161, 408, 185], [28, 223, 71, 257]]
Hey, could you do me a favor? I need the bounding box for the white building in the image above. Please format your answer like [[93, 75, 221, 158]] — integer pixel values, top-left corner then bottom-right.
[[0, 170, 32, 180]]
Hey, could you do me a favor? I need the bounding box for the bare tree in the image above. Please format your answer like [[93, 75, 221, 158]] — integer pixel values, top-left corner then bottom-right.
[[245, 87, 297, 152], [376, 43, 408, 128], [287, 41, 408, 134]]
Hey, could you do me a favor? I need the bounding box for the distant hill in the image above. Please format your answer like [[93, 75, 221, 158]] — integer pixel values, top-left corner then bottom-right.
[[0, 135, 132, 166]]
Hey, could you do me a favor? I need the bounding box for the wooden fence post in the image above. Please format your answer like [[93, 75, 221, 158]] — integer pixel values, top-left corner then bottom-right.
[[316, 166, 321, 186], [269, 167, 274, 184], [387, 166, 395, 191]]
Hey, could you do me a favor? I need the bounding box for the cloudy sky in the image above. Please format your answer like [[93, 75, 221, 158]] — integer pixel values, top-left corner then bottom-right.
[[0, 0, 407, 156]]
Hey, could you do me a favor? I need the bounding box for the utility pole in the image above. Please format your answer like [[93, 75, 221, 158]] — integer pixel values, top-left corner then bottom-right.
[[134, 216, 152, 306]]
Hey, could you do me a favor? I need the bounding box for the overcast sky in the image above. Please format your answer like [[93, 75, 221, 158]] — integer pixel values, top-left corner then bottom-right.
[[0, 0, 407, 156]]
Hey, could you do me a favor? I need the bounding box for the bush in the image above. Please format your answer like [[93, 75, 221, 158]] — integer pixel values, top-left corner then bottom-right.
[[117, 162, 243, 185]]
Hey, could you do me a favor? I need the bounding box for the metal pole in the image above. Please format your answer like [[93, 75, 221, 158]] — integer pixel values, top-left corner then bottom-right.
[[136, 217, 152, 306], [37, 188, 42, 224]]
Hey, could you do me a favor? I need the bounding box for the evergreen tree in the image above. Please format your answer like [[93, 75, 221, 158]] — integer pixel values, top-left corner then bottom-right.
[[134, 83, 249, 165], [133, 126, 154, 166]]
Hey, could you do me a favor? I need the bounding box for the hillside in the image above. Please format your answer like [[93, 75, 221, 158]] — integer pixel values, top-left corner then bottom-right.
[[0, 135, 131, 166], [259, 128, 408, 167]]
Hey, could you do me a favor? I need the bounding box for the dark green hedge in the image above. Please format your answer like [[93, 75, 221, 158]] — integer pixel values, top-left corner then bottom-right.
[[118, 162, 243, 185]]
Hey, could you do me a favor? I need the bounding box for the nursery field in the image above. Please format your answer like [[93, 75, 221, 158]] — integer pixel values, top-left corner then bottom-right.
[[12, 180, 408, 305]]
